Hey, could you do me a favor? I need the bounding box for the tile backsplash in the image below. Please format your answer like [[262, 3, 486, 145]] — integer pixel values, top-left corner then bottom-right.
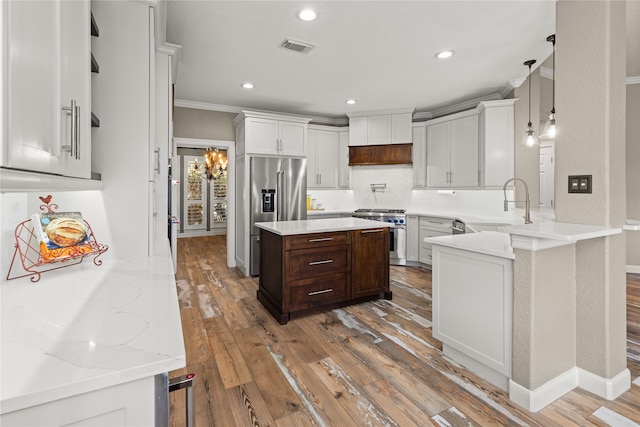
[[308, 164, 517, 218]]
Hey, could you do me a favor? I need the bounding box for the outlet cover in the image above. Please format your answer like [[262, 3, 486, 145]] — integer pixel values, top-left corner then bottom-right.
[[568, 175, 592, 193]]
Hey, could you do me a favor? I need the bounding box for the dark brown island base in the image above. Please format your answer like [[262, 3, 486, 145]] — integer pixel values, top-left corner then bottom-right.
[[256, 218, 392, 324]]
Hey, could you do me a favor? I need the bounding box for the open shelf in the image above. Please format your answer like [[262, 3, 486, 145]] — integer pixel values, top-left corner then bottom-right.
[[91, 112, 100, 128], [91, 12, 99, 37]]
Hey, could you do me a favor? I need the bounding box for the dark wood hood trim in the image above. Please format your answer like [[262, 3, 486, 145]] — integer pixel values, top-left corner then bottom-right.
[[348, 143, 413, 166]]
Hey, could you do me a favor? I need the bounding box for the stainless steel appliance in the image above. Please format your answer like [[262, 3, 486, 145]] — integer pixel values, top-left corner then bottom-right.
[[352, 208, 407, 265], [250, 157, 307, 276]]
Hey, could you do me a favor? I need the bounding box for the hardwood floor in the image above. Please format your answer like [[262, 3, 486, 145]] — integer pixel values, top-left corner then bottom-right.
[[169, 235, 640, 426]]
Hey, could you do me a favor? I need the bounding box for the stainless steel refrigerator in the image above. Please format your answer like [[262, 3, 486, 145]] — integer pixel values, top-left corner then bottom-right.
[[250, 156, 307, 275]]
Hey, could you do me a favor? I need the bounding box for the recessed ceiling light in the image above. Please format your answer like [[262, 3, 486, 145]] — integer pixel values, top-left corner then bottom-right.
[[346, 99, 357, 105], [298, 8, 316, 21], [435, 50, 454, 59], [241, 82, 254, 89]]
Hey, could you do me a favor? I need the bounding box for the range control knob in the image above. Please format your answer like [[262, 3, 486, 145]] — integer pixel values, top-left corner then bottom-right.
[[387, 219, 393, 223], [399, 219, 405, 224], [393, 219, 399, 223]]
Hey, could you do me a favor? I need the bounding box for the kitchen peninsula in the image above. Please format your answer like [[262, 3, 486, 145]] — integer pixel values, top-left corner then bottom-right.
[[256, 218, 391, 324]]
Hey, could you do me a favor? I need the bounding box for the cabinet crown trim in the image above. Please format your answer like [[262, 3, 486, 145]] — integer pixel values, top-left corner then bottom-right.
[[233, 110, 312, 125], [346, 107, 415, 118]]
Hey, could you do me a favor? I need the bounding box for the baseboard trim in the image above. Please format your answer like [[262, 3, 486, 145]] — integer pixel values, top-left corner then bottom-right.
[[577, 368, 630, 400], [627, 265, 640, 274], [509, 369, 578, 412], [509, 367, 631, 412]]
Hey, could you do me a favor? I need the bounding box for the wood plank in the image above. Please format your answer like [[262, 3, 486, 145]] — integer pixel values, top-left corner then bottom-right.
[[204, 317, 253, 389], [232, 326, 305, 420], [173, 237, 640, 427], [227, 381, 278, 427], [363, 379, 427, 427], [431, 406, 484, 427], [308, 357, 400, 426]]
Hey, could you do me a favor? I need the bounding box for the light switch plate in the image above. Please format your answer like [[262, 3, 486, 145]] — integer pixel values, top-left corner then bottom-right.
[[568, 175, 592, 193]]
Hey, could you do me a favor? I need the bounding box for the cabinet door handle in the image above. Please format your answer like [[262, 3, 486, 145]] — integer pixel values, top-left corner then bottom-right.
[[154, 148, 161, 174], [308, 259, 333, 266], [309, 237, 333, 242], [308, 288, 333, 296], [361, 229, 384, 233], [62, 99, 78, 159]]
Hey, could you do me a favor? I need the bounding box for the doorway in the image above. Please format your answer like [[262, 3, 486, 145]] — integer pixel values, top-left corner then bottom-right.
[[539, 142, 555, 209], [173, 138, 236, 268]]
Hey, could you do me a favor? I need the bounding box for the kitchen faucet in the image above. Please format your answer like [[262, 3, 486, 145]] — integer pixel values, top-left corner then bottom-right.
[[503, 178, 532, 224]]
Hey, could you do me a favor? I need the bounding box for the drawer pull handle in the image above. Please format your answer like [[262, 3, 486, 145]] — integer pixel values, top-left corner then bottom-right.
[[308, 288, 333, 296], [361, 229, 384, 233], [309, 259, 333, 266], [309, 237, 333, 242]]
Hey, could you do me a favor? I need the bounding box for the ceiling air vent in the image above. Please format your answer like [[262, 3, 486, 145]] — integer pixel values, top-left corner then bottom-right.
[[280, 38, 315, 54]]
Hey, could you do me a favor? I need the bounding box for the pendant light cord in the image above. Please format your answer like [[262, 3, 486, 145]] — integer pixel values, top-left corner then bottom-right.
[[549, 35, 556, 115], [524, 59, 536, 127]]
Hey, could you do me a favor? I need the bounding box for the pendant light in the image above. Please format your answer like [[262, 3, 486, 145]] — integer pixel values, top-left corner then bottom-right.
[[543, 34, 557, 139], [523, 59, 538, 147]]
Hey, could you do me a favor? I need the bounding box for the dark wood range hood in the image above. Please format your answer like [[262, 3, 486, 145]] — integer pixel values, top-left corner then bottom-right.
[[348, 143, 413, 166]]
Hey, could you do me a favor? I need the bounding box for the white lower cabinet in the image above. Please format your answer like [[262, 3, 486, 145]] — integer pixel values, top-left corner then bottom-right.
[[406, 215, 419, 262], [418, 216, 452, 265], [431, 244, 513, 390], [0, 376, 158, 426]]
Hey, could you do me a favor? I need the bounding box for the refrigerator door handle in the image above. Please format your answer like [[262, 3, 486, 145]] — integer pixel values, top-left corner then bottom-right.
[[276, 169, 283, 221]]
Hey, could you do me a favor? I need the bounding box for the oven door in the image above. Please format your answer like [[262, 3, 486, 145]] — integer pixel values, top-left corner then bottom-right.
[[390, 224, 407, 266]]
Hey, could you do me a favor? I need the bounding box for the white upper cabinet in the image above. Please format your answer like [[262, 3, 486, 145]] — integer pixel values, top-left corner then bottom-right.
[[426, 114, 479, 188], [234, 111, 311, 157], [347, 108, 414, 146], [307, 126, 339, 188], [412, 122, 426, 188], [338, 129, 350, 188], [2, 0, 91, 179], [478, 100, 516, 187]]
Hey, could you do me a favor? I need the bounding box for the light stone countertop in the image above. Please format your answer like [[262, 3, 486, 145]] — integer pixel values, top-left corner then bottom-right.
[[0, 249, 186, 414], [498, 222, 622, 241], [425, 231, 515, 259], [256, 217, 391, 236]]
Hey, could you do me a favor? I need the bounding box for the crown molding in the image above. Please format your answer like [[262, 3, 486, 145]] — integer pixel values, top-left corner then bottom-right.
[[174, 99, 242, 113], [540, 66, 553, 80], [174, 99, 349, 125], [415, 92, 504, 120], [177, 92, 508, 127], [628, 76, 640, 85]]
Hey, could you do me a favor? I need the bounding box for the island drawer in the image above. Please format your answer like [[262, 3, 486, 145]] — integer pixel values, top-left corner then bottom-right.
[[288, 273, 349, 310], [285, 231, 349, 250], [285, 246, 350, 280]]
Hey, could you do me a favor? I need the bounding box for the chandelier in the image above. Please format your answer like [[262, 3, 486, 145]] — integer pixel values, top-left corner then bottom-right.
[[204, 148, 228, 180]]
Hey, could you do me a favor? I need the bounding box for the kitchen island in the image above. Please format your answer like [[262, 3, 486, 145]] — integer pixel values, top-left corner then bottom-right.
[[256, 218, 392, 324], [0, 250, 185, 425]]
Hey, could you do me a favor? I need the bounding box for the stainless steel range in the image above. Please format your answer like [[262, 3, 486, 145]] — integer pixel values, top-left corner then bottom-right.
[[352, 208, 407, 266]]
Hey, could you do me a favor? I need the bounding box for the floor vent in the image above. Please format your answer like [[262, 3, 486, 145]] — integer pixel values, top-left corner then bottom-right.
[[280, 38, 315, 54]]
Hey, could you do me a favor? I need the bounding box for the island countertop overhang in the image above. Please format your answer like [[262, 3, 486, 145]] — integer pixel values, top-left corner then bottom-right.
[[256, 217, 392, 236]]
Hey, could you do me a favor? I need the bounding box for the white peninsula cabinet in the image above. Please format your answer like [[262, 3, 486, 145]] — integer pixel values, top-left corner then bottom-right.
[[426, 114, 479, 188], [234, 111, 311, 157], [307, 125, 339, 188], [2, 0, 91, 179], [429, 232, 514, 390]]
